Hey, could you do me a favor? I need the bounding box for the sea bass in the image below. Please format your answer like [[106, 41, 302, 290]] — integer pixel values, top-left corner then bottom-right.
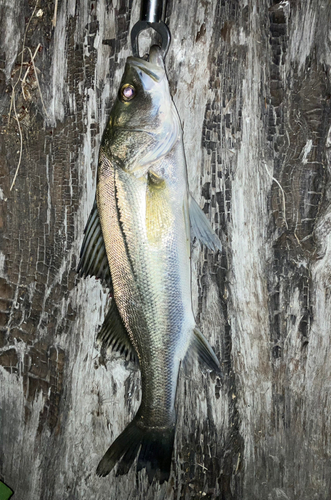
[[78, 46, 222, 483]]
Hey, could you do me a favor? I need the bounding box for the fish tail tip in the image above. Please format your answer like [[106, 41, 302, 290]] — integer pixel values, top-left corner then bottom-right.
[[137, 425, 175, 484], [96, 419, 139, 478], [96, 465, 110, 478], [96, 417, 175, 483]]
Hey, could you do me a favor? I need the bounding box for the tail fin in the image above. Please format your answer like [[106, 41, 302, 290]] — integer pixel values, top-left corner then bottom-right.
[[96, 416, 175, 484]]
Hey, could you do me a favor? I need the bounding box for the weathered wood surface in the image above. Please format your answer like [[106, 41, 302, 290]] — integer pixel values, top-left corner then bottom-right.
[[0, 0, 330, 498]]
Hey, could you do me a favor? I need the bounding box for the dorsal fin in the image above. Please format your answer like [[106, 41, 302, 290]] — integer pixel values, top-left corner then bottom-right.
[[97, 299, 138, 364], [77, 199, 112, 290]]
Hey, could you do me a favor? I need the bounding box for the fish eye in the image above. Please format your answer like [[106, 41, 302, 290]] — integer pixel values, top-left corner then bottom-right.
[[120, 84, 136, 102]]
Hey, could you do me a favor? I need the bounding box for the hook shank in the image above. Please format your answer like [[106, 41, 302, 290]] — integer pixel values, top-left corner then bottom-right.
[[141, 0, 165, 23], [131, 0, 170, 59]]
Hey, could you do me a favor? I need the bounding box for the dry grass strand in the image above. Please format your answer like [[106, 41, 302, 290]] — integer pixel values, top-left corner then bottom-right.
[[264, 162, 288, 230]]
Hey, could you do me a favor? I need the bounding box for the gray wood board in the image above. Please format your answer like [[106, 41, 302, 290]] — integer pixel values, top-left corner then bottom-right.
[[0, 0, 330, 499]]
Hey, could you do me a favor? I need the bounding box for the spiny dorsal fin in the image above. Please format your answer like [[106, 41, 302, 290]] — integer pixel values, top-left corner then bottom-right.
[[184, 327, 222, 376], [97, 299, 138, 364], [77, 199, 112, 290], [189, 194, 222, 252]]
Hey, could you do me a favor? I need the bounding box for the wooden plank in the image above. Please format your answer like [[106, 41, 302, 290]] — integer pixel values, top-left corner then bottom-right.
[[0, 0, 330, 498]]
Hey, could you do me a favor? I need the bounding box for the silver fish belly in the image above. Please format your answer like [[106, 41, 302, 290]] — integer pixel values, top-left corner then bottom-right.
[[78, 46, 222, 483]]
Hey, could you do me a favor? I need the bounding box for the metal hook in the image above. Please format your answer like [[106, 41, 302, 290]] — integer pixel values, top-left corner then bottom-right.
[[131, 0, 170, 59], [141, 0, 166, 22]]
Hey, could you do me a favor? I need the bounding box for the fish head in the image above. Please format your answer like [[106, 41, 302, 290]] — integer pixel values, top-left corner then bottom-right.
[[107, 46, 180, 153]]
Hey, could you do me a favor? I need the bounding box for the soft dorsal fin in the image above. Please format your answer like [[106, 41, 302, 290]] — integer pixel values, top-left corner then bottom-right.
[[77, 199, 112, 290], [189, 195, 222, 252], [184, 327, 222, 376], [97, 299, 138, 364]]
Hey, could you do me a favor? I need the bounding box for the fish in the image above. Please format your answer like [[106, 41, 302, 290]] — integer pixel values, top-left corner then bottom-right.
[[78, 45, 222, 484]]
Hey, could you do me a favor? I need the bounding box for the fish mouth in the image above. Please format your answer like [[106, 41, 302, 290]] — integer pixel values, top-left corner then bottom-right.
[[127, 46, 165, 82]]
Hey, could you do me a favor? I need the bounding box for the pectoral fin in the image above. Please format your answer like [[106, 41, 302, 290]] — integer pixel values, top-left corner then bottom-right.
[[146, 170, 174, 243], [77, 199, 112, 290], [189, 195, 222, 252], [184, 327, 222, 376], [97, 299, 138, 364]]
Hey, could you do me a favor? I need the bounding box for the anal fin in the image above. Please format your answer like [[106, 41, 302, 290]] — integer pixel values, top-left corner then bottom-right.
[[184, 327, 222, 376]]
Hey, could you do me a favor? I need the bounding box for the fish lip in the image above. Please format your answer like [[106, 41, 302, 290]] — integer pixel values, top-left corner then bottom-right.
[[127, 56, 165, 83]]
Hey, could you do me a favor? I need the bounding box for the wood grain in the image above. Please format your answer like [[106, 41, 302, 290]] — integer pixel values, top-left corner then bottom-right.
[[0, 0, 330, 498]]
